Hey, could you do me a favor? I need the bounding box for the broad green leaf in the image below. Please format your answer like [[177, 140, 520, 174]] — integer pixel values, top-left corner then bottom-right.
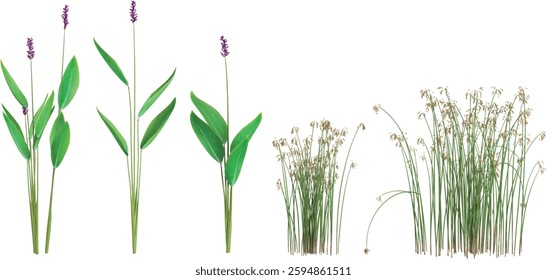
[[50, 122, 70, 168], [58, 56, 80, 110], [190, 92, 227, 143], [32, 92, 55, 149], [2, 105, 30, 160], [138, 68, 176, 117], [93, 38, 128, 86], [1, 61, 28, 108], [231, 112, 262, 153], [50, 113, 66, 144], [140, 98, 176, 150], [226, 138, 249, 186], [97, 108, 128, 155], [28, 94, 48, 141], [190, 111, 225, 163]]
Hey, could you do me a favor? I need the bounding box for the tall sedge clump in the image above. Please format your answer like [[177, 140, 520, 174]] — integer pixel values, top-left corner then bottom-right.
[[365, 87, 545, 257], [0, 4, 80, 254], [94, 0, 177, 254], [190, 36, 262, 253], [273, 120, 364, 255]]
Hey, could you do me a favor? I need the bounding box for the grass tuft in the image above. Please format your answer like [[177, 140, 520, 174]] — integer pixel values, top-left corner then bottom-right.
[[366, 87, 545, 257], [274, 120, 365, 255]]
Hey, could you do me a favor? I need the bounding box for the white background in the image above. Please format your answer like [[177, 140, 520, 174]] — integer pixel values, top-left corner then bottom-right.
[[0, 0, 546, 279]]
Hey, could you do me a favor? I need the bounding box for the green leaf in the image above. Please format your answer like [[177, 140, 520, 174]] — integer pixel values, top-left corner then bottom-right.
[[190, 111, 225, 163], [50, 113, 66, 144], [231, 112, 262, 153], [58, 56, 80, 110], [190, 92, 227, 143], [1, 61, 28, 108], [93, 38, 128, 86], [226, 138, 249, 186], [32, 92, 55, 150], [140, 98, 176, 150], [138, 68, 176, 117], [97, 108, 128, 155], [2, 105, 30, 160], [50, 121, 70, 168]]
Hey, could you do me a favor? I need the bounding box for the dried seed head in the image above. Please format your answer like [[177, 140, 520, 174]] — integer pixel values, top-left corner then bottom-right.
[[373, 105, 381, 114], [539, 131, 545, 141], [364, 248, 370, 254], [291, 127, 299, 134], [358, 123, 366, 130], [320, 119, 331, 131], [272, 139, 279, 148], [350, 161, 357, 169], [276, 179, 282, 190]]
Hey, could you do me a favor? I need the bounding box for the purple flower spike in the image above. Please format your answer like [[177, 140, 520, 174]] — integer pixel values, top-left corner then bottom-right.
[[220, 35, 229, 57], [62, 5, 69, 29], [130, 1, 138, 23], [26, 38, 35, 60], [22, 106, 28, 115]]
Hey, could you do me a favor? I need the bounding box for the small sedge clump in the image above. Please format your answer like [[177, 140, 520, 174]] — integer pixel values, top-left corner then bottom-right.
[[366, 87, 545, 258], [273, 120, 365, 255]]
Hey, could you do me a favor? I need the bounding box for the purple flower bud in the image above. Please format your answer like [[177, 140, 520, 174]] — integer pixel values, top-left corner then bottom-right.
[[62, 5, 69, 29], [130, 1, 138, 23], [22, 106, 28, 115], [220, 35, 229, 57], [26, 38, 35, 60]]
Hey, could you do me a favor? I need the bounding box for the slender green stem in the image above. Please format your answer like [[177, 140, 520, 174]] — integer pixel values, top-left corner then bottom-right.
[[45, 168, 56, 253], [223, 56, 232, 253], [45, 21, 68, 254]]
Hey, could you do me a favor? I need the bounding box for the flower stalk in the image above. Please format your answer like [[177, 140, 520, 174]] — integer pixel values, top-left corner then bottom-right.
[[94, 0, 177, 253], [190, 36, 262, 253], [1, 5, 79, 254]]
